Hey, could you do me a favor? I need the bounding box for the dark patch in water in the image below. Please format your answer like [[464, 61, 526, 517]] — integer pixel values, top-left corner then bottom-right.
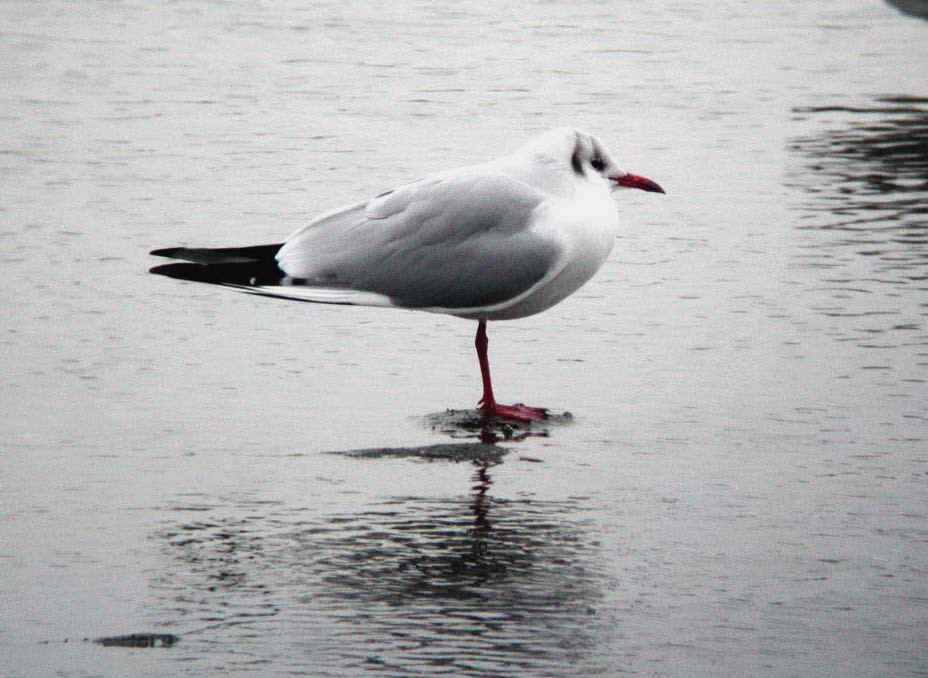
[[94, 633, 179, 648], [329, 442, 508, 463], [788, 95, 928, 347], [886, 0, 928, 21]]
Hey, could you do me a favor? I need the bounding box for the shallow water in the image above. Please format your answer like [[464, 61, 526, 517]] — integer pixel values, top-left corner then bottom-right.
[[1, 1, 926, 676]]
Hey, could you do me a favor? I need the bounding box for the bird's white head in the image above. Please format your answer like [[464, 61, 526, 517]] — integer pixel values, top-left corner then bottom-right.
[[526, 128, 665, 195]]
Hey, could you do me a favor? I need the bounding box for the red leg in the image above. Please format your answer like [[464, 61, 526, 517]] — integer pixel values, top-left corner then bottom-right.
[[474, 320, 548, 422]]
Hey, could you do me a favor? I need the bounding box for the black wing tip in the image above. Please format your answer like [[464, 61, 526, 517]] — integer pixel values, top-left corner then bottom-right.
[[149, 243, 287, 285], [149, 259, 287, 287], [149, 243, 284, 263], [149, 262, 204, 280], [150, 247, 183, 258], [149, 261, 244, 285]]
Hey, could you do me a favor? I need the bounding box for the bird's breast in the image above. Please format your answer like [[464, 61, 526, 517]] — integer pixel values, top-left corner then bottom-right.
[[479, 183, 618, 321]]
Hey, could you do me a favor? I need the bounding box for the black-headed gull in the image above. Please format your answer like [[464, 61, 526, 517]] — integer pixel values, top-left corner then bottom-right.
[[151, 127, 664, 421]]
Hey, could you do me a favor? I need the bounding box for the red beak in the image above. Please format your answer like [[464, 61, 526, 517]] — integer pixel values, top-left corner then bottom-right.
[[615, 172, 665, 194]]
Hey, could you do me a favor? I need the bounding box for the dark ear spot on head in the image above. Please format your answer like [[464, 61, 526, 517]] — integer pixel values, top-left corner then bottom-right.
[[571, 141, 584, 175]]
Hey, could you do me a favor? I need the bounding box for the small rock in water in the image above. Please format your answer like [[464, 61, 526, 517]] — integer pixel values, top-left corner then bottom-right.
[[422, 408, 573, 442]]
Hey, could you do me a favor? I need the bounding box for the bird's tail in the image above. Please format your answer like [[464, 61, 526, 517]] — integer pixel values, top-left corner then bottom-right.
[[149, 243, 285, 287]]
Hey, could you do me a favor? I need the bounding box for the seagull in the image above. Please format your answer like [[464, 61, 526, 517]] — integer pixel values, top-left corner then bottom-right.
[[150, 127, 664, 421]]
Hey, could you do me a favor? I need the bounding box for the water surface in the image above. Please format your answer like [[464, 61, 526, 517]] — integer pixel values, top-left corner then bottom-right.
[[1, 1, 926, 676]]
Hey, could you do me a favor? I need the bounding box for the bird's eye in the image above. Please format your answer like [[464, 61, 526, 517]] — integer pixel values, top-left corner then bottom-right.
[[591, 157, 606, 172]]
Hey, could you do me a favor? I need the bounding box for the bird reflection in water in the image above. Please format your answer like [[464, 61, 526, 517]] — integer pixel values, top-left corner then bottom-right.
[[153, 455, 610, 676]]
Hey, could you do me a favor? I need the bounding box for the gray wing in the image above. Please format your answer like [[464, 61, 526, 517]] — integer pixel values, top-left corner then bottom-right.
[[276, 172, 562, 310]]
